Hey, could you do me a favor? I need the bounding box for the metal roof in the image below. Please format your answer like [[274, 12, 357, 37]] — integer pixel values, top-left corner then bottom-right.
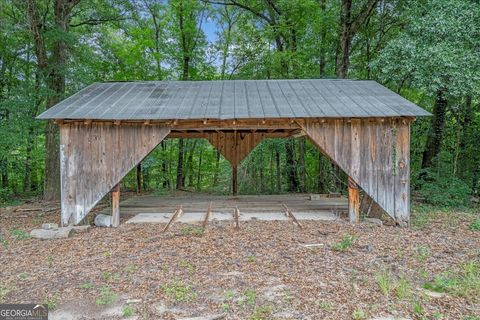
[[37, 79, 430, 120]]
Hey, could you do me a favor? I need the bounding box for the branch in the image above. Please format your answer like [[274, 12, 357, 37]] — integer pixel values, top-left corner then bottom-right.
[[70, 16, 127, 27], [350, 0, 379, 34], [202, 0, 273, 24]]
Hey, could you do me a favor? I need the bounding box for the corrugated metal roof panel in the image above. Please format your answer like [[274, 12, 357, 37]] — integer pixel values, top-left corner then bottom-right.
[[37, 79, 431, 120]]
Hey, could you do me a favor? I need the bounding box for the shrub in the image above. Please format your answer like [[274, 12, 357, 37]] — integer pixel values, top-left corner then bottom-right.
[[416, 169, 470, 207], [332, 234, 357, 251]]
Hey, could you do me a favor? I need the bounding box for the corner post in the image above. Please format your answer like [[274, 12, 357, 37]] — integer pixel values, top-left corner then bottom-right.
[[348, 177, 359, 223], [111, 183, 120, 227]]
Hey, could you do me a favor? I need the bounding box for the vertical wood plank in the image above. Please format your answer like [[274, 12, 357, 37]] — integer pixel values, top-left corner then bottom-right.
[[348, 177, 360, 223], [111, 183, 120, 227]]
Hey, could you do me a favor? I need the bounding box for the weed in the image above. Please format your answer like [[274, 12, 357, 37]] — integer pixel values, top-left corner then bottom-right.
[[181, 226, 205, 237], [123, 264, 137, 274], [395, 276, 412, 299], [224, 290, 235, 300], [179, 260, 195, 274], [95, 286, 118, 306], [80, 283, 93, 290], [103, 271, 112, 282], [10, 228, 31, 241], [469, 218, 480, 231], [247, 255, 256, 262], [221, 302, 230, 312], [18, 272, 29, 281], [242, 289, 257, 306], [422, 261, 479, 300], [250, 305, 273, 320], [43, 292, 60, 310], [46, 256, 54, 268], [433, 312, 445, 319], [415, 246, 430, 263], [352, 309, 366, 320], [332, 234, 357, 251], [375, 268, 393, 296], [0, 233, 8, 247], [0, 284, 13, 302], [412, 297, 424, 316], [317, 300, 333, 312], [103, 251, 112, 258], [122, 304, 135, 317], [161, 280, 197, 302]]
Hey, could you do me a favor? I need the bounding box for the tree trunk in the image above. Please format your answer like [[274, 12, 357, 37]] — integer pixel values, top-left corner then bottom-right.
[[276, 150, 281, 192], [176, 138, 185, 189], [285, 139, 298, 192], [319, 0, 327, 78], [422, 89, 448, 169], [136, 163, 142, 194], [457, 96, 473, 180], [299, 138, 306, 192], [213, 149, 220, 186], [336, 0, 352, 79]]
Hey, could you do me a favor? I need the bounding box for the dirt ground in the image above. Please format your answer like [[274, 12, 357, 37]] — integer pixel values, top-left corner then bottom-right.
[[0, 198, 478, 320]]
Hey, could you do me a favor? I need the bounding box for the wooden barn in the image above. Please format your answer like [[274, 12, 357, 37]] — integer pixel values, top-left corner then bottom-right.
[[37, 79, 430, 227]]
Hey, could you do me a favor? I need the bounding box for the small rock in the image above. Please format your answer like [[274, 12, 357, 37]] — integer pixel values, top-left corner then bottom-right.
[[369, 317, 411, 320], [177, 314, 227, 320], [126, 298, 142, 304], [42, 223, 59, 230], [420, 288, 445, 298], [94, 214, 112, 227], [31, 227, 74, 240], [365, 218, 383, 226], [72, 225, 90, 233], [367, 244, 374, 252]]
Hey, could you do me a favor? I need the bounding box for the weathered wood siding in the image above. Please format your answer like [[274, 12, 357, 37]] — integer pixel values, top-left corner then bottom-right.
[[59, 122, 170, 225], [206, 131, 265, 166], [302, 118, 411, 225]]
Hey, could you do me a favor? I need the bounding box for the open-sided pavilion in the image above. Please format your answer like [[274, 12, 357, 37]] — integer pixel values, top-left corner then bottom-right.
[[37, 79, 430, 227]]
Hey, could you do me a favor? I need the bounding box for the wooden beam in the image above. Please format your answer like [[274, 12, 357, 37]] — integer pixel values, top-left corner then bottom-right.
[[348, 177, 360, 223], [111, 183, 120, 227], [163, 206, 182, 232], [202, 202, 212, 229], [282, 204, 302, 229]]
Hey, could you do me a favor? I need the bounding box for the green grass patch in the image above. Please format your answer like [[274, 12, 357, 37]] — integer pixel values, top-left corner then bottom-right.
[[95, 286, 118, 306], [10, 228, 31, 241], [332, 234, 357, 251], [161, 280, 197, 302], [422, 261, 479, 301]]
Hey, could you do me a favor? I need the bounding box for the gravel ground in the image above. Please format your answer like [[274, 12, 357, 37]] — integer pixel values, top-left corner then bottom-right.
[[0, 200, 479, 320]]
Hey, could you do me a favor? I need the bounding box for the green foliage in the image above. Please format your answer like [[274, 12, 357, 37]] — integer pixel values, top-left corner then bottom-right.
[[417, 169, 471, 207], [43, 292, 60, 310], [423, 261, 479, 300], [122, 304, 135, 317], [10, 228, 31, 241], [351, 309, 366, 320], [161, 280, 197, 302], [469, 218, 480, 231], [95, 286, 118, 306], [250, 305, 273, 320], [375, 268, 393, 296], [332, 234, 357, 251]]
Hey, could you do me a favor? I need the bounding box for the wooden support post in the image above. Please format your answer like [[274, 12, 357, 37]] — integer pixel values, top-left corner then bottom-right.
[[202, 202, 212, 229], [136, 163, 142, 194], [232, 165, 238, 196], [348, 177, 359, 223], [111, 183, 120, 227], [234, 206, 239, 230]]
